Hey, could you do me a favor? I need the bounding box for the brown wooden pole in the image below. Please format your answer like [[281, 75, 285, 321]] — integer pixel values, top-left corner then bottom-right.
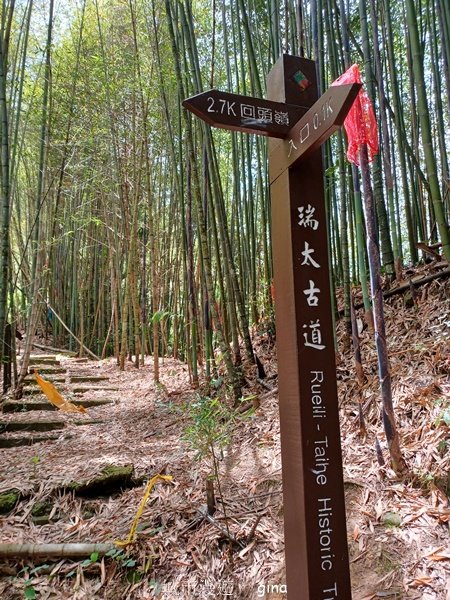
[[267, 55, 352, 600]]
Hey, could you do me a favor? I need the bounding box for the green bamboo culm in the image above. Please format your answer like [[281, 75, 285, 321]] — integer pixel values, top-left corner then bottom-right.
[[0, 8, 10, 375], [405, 0, 450, 262]]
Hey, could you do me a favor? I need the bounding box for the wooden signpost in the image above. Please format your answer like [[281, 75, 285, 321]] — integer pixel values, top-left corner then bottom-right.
[[183, 54, 360, 600]]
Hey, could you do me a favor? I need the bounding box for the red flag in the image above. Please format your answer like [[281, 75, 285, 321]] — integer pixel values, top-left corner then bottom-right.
[[331, 64, 378, 165]]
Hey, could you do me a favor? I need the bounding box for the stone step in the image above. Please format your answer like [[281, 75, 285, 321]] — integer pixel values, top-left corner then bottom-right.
[[0, 420, 66, 433], [2, 397, 112, 413], [0, 432, 72, 448]]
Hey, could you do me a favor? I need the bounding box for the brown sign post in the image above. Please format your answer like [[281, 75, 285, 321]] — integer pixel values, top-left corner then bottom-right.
[[183, 54, 360, 600], [267, 55, 359, 600]]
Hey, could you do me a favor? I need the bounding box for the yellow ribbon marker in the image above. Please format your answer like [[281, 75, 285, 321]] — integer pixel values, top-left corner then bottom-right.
[[34, 370, 87, 413], [114, 474, 173, 547]]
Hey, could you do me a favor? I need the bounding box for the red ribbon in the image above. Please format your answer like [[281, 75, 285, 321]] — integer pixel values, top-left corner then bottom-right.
[[332, 64, 378, 165]]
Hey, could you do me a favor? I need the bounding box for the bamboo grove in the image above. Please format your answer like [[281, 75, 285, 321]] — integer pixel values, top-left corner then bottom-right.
[[0, 0, 449, 396]]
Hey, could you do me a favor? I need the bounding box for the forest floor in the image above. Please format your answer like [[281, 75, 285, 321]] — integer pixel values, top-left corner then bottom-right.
[[0, 267, 449, 600]]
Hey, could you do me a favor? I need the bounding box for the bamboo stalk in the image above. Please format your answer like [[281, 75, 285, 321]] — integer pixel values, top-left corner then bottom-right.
[[360, 143, 407, 475], [0, 543, 115, 559]]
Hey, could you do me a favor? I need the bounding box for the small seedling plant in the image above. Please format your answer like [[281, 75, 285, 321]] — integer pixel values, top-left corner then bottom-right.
[[183, 394, 242, 549], [183, 395, 235, 462], [16, 564, 49, 599]]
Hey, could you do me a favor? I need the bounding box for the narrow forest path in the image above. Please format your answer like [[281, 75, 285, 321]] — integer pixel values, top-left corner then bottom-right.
[[0, 277, 449, 600]]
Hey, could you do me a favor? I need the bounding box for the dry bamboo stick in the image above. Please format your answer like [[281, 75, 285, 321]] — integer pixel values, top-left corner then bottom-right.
[[342, 267, 450, 315], [32, 342, 77, 356], [0, 543, 115, 558], [45, 302, 100, 361], [196, 508, 246, 549]]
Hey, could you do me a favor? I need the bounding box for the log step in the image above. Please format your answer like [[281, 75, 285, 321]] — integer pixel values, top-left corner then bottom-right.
[[69, 376, 109, 383], [24, 376, 66, 384], [28, 357, 60, 366], [0, 433, 71, 448], [0, 420, 66, 433], [2, 398, 112, 413], [22, 387, 69, 396], [28, 367, 66, 375], [73, 386, 119, 394]]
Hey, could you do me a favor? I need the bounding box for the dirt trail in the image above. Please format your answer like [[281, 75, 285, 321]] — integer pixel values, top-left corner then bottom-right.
[[0, 277, 449, 599]]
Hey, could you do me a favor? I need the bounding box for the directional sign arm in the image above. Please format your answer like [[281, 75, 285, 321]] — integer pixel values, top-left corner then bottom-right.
[[269, 83, 361, 182], [182, 90, 308, 138]]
